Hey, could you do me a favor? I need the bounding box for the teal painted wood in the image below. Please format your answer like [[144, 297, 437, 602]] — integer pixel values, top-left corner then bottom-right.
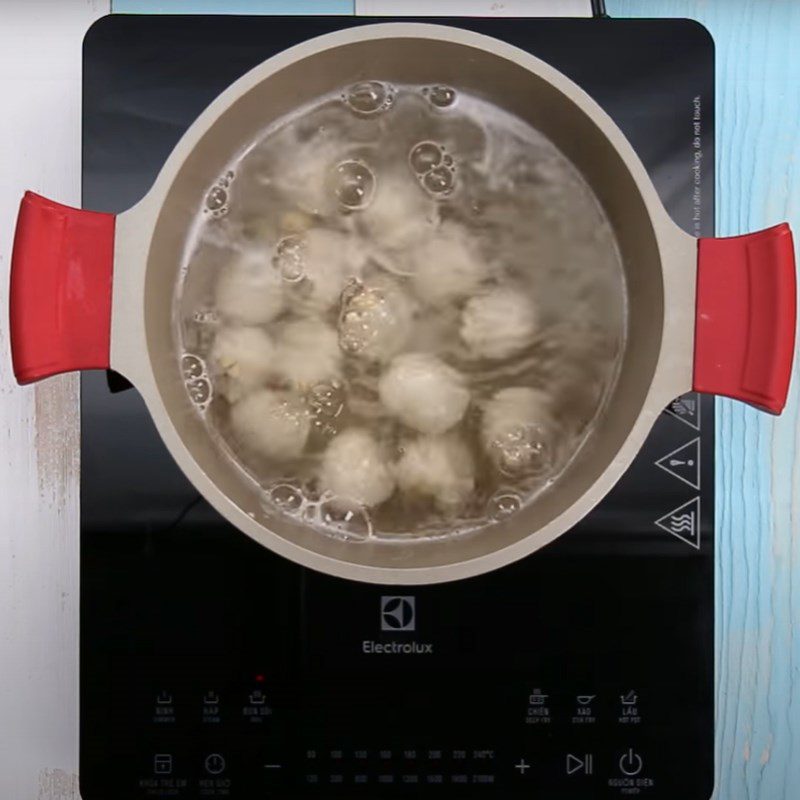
[[112, 0, 353, 13], [608, 3, 800, 799], [106, 1, 800, 796]]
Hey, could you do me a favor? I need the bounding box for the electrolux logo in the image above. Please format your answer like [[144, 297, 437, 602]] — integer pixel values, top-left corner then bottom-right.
[[363, 596, 433, 655], [380, 596, 416, 632]]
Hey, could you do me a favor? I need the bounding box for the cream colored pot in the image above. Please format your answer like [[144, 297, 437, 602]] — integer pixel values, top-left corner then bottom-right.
[[9, 24, 796, 584]]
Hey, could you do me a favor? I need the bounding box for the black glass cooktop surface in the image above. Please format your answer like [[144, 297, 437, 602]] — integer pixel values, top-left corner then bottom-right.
[[81, 14, 715, 800]]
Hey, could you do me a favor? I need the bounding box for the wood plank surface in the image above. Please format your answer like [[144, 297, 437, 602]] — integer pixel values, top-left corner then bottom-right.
[[609, 3, 800, 799], [0, 2, 108, 799]]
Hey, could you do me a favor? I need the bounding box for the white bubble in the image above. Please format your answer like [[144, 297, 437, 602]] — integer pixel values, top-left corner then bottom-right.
[[273, 235, 306, 283], [186, 377, 212, 406], [268, 483, 304, 512], [491, 424, 555, 477], [319, 499, 373, 540], [337, 277, 414, 362], [488, 492, 521, 518], [344, 80, 395, 115], [181, 353, 213, 410], [409, 141, 443, 174], [205, 185, 228, 210], [428, 85, 457, 108], [192, 309, 219, 325], [308, 382, 345, 418], [422, 165, 455, 196], [181, 353, 206, 380], [333, 160, 376, 210], [481, 388, 558, 478]]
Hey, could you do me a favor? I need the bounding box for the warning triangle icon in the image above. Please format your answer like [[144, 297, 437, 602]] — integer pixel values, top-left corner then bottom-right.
[[655, 496, 700, 549], [655, 438, 700, 490], [665, 393, 701, 431]]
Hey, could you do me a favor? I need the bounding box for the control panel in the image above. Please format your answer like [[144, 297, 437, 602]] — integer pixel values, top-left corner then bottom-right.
[[81, 644, 712, 799]]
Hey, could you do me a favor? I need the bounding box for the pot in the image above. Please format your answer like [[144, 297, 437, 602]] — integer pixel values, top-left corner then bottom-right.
[[9, 24, 797, 584]]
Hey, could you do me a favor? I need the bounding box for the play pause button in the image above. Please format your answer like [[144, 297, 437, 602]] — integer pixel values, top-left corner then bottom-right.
[[566, 753, 594, 776]]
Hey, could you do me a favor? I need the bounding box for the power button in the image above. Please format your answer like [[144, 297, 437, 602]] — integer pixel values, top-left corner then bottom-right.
[[619, 749, 643, 777]]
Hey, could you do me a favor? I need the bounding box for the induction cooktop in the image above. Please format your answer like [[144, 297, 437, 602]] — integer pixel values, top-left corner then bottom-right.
[[80, 14, 715, 799]]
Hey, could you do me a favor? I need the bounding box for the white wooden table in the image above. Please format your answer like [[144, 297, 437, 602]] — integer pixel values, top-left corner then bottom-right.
[[1, 3, 108, 798]]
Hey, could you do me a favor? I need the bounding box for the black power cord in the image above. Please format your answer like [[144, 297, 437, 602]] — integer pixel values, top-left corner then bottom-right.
[[591, 0, 610, 17]]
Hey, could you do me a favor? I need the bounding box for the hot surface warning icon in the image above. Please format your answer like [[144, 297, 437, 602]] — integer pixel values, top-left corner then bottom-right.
[[655, 496, 701, 549]]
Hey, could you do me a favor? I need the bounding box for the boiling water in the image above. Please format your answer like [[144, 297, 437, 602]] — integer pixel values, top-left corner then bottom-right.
[[176, 82, 626, 541]]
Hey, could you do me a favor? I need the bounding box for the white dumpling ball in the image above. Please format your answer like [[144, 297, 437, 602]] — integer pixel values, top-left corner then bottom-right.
[[319, 428, 395, 510], [379, 352, 470, 434], [460, 286, 539, 359], [229, 388, 310, 461], [395, 434, 475, 513], [359, 172, 439, 254], [481, 387, 557, 476], [209, 326, 275, 403], [270, 135, 345, 217], [215, 247, 285, 325], [287, 228, 367, 314], [411, 223, 489, 306], [338, 275, 416, 362], [272, 318, 342, 390]]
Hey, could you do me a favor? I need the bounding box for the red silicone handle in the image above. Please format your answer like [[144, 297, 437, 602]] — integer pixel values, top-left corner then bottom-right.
[[10, 192, 115, 385], [693, 223, 797, 414]]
